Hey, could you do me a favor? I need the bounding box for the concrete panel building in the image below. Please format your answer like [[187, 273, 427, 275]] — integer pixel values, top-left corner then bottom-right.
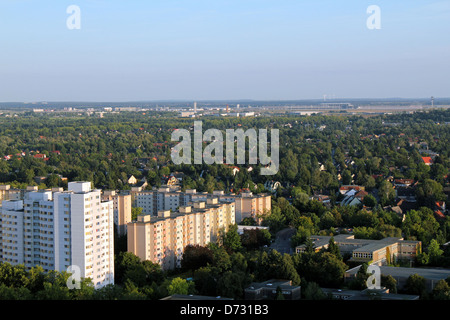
[[127, 198, 235, 270], [0, 182, 115, 289], [102, 190, 132, 236], [131, 186, 271, 224]]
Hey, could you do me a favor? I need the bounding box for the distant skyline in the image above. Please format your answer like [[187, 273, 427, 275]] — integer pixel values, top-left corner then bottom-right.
[[0, 0, 449, 102]]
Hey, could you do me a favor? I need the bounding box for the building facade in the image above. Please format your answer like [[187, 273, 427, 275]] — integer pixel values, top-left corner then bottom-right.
[[0, 182, 114, 289], [127, 198, 235, 270], [102, 190, 132, 236], [296, 234, 421, 266], [131, 186, 271, 223]]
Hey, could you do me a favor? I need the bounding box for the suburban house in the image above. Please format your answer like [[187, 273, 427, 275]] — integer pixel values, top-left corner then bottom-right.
[[422, 157, 433, 166]]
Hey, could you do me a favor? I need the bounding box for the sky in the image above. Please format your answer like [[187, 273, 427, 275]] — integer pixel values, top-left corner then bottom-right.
[[0, 0, 449, 102]]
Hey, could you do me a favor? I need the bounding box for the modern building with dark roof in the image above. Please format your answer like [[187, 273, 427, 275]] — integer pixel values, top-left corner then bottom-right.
[[345, 265, 450, 292], [245, 279, 301, 300], [296, 235, 421, 265], [321, 287, 419, 300]]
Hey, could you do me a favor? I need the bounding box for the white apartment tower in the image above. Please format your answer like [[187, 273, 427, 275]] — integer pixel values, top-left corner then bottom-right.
[[0, 182, 114, 289]]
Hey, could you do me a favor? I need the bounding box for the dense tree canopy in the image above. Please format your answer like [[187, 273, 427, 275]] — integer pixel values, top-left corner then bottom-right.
[[1, 108, 450, 300]]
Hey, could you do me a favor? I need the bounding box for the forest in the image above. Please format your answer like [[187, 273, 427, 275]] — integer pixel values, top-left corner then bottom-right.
[[0, 109, 449, 194]]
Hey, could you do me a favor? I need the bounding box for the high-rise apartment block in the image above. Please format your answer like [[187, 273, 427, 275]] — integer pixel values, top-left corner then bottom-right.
[[127, 198, 235, 270], [131, 186, 271, 223], [0, 182, 114, 288], [101, 190, 132, 237], [0, 184, 36, 206], [212, 190, 272, 223]]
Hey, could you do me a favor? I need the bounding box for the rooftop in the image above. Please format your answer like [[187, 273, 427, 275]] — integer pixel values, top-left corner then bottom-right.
[[346, 265, 450, 281]]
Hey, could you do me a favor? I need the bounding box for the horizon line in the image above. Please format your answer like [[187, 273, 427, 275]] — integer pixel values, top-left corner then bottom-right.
[[0, 97, 447, 104]]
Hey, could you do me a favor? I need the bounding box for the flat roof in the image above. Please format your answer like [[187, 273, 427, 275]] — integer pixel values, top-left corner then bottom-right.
[[246, 279, 299, 291], [298, 235, 414, 254], [347, 265, 450, 281], [161, 294, 232, 300]]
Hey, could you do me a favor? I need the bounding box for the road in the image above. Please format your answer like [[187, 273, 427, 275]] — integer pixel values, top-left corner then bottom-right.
[[270, 227, 296, 254]]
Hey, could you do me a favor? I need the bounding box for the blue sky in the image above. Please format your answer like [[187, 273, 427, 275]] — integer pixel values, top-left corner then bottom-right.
[[0, 0, 449, 102]]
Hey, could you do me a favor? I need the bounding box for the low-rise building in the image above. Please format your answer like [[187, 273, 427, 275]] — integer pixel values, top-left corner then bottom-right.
[[345, 265, 450, 292], [296, 235, 421, 265], [244, 279, 301, 300], [321, 287, 419, 300]]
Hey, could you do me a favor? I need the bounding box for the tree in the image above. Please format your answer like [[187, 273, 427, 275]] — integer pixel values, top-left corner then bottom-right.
[[319, 212, 337, 230], [381, 275, 397, 294], [256, 250, 301, 286], [404, 274, 427, 297], [327, 237, 342, 260], [181, 245, 214, 273], [131, 207, 143, 221], [45, 173, 62, 188], [71, 278, 95, 300], [115, 252, 142, 285], [348, 263, 369, 290], [432, 279, 450, 300], [0, 284, 32, 300], [36, 281, 71, 300], [241, 228, 271, 250], [427, 239, 444, 266], [166, 277, 195, 296], [261, 206, 287, 234], [290, 216, 317, 248], [123, 260, 164, 288], [193, 266, 217, 296], [402, 207, 440, 246], [363, 194, 377, 208], [291, 187, 309, 206], [416, 179, 446, 207], [122, 279, 147, 300], [23, 265, 46, 294], [378, 181, 395, 206], [222, 224, 242, 253], [293, 250, 347, 288], [216, 271, 248, 299], [342, 169, 353, 185], [275, 286, 285, 300], [209, 243, 232, 273], [303, 281, 326, 300]]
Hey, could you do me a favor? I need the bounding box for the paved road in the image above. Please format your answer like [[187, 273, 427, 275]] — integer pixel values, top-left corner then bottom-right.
[[270, 227, 296, 254]]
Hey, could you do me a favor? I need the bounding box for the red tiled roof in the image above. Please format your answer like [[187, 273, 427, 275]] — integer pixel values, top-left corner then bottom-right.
[[435, 210, 445, 219], [422, 157, 433, 164], [355, 190, 369, 198]]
